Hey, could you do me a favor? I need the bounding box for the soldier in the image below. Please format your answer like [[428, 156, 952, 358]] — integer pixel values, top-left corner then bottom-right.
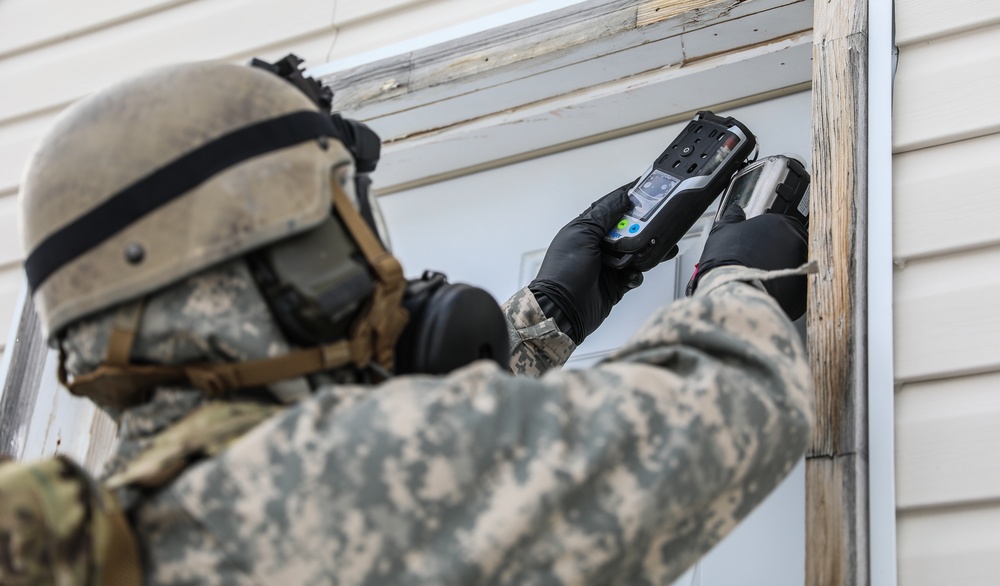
[[4, 59, 813, 585]]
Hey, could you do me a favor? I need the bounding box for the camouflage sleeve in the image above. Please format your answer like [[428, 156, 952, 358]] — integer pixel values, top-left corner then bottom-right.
[[502, 287, 576, 376], [133, 267, 813, 586]]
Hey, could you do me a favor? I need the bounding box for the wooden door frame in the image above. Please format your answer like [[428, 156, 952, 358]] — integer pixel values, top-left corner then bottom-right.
[[806, 0, 870, 582]]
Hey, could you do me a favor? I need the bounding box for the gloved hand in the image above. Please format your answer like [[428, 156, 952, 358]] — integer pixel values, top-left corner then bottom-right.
[[691, 204, 809, 320], [529, 183, 643, 345]]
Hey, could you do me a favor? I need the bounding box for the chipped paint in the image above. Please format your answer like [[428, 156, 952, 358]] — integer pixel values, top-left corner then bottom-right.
[[638, 0, 742, 28]]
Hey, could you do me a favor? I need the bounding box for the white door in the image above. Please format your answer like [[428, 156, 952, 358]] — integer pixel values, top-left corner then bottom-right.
[[380, 90, 812, 585]]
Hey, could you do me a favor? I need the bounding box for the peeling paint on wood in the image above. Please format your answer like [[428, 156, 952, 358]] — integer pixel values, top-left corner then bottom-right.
[[638, 0, 740, 28], [322, 0, 811, 152]]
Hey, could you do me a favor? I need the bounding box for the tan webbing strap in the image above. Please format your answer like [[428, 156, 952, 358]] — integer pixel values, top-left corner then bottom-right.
[[57, 298, 145, 393], [331, 180, 395, 278], [183, 338, 359, 396], [64, 338, 366, 408], [331, 178, 409, 370], [105, 298, 146, 366]]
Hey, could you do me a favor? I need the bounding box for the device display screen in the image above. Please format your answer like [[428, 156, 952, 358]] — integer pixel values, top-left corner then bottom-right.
[[627, 169, 681, 221], [725, 164, 764, 210]]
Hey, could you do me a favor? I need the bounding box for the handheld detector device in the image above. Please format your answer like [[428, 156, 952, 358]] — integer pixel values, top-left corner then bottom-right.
[[713, 154, 810, 228], [684, 154, 811, 297], [602, 111, 757, 271]]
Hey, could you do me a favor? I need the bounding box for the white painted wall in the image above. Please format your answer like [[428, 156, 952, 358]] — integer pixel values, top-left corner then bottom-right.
[[893, 1, 1000, 583], [382, 91, 813, 586]]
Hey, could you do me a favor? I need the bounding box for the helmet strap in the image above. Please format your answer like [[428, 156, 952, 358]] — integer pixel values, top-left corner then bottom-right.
[[330, 170, 409, 370]]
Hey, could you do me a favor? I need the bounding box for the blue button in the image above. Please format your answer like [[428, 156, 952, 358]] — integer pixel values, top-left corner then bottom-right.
[[629, 224, 641, 234]]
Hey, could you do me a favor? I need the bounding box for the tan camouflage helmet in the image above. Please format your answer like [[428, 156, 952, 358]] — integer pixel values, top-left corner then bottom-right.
[[20, 61, 357, 342]]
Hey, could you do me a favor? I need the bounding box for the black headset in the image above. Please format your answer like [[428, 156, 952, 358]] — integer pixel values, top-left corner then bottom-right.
[[395, 271, 509, 375]]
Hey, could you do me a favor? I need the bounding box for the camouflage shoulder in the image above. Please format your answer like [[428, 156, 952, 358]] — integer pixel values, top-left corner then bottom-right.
[[607, 265, 814, 428], [0, 456, 142, 585], [502, 287, 575, 377]]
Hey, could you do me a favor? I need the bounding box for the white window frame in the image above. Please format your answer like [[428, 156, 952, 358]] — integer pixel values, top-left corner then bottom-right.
[[868, 0, 898, 583]]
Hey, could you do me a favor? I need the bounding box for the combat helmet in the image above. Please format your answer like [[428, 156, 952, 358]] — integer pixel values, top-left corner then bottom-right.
[[20, 59, 409, 409]]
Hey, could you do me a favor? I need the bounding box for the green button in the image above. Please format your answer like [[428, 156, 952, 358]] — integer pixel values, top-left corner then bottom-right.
[[617, 218, 629, 230]]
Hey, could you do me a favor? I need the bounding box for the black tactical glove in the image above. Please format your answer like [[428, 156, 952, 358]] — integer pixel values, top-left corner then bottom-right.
[[529, 183, 643, 345], [691, 204, 808, 320]]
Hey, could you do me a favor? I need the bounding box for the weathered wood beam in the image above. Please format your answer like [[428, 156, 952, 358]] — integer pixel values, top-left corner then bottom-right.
[[806, 0, 869, 583], [317, 0, 809, 133], [0, 283, 118, 474], [0, 291, 47, 459]]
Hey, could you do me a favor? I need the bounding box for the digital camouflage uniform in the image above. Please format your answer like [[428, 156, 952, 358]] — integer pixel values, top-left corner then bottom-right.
[[60, 258, 813, 586]]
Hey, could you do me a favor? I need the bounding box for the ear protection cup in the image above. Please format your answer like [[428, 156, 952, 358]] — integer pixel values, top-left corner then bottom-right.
[[395, 272, 509, 375]]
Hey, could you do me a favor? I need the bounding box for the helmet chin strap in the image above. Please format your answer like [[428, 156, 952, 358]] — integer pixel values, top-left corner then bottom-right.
[[58, 175, 410, 411]]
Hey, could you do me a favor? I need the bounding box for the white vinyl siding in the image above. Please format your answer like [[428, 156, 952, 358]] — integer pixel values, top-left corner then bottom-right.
[[895, 372, 1000, 510], [0, 0, 541, 353], [893, 0, 1000, 583], [893, 134, 1000, 260]]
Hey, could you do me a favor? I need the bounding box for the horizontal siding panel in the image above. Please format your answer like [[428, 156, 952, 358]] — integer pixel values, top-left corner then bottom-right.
[[329, 0, 560, 75], [268, 0, 546, 64], [893, 132, 1000, 260], [0, 0, 193, 59], [0, 0, 559, 127], [896, 371, 1000, 510], [898, 504, 1000, 586], [336, 0, 467, 27], [0, 114, 56, 197], [334, 0, 545, 29], [893, 23, 1000, 153], [894, 245, 1000, 382], [0, 267, 23, 349], [229, 31, 338, 69], [0, 0, 335, 126], [895, 0, 1000, 46], [0, 195, 23, 266], [0, 0, 563, 187]]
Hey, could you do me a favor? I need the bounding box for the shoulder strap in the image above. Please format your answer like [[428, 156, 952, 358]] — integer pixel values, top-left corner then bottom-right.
[[105, 298, 145, 366], [331, 175, 409, 370]]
